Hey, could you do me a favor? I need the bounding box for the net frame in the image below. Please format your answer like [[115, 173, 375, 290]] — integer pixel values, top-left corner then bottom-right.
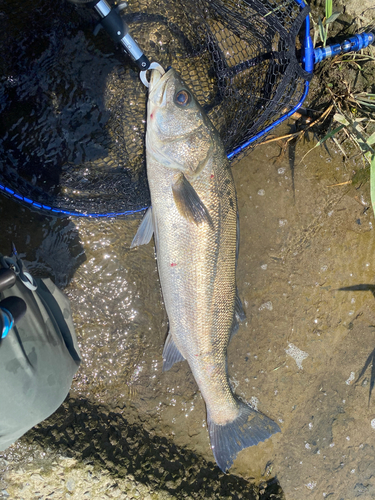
[[0, 0, 313, 217]]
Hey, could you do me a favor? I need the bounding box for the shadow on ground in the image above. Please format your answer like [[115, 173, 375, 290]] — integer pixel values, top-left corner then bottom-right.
[[23, 397, 284, 500]]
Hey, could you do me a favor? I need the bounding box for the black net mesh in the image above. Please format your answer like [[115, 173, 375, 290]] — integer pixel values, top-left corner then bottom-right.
[[0, 0, 309, 215]]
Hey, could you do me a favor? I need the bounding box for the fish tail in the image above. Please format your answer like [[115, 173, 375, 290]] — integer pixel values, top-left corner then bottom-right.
[[208, 400, 280, 472]]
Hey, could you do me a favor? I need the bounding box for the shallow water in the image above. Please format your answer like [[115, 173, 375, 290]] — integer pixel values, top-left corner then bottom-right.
[[2, 125, 375, 498]]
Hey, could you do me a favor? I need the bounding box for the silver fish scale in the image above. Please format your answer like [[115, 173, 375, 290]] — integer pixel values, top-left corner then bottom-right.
[[147, 137, 239, 426], [141, 68, 280, 472]]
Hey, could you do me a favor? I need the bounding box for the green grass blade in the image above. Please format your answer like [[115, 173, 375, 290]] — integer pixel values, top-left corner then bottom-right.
[[325, 0, 333, 20], [316, 124, 346, 147], [355, 97, 375, 109], [334, 113, 349, 126], [318, 17, 326, 46], [326, 12, 341, 24], [367, 132, 375, 147]]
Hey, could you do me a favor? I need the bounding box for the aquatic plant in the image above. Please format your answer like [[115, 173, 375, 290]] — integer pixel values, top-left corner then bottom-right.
[[311, 0, 341, 48]]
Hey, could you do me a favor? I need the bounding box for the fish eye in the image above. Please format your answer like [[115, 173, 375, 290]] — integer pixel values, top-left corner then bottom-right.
[[175, 89, 191, 107]]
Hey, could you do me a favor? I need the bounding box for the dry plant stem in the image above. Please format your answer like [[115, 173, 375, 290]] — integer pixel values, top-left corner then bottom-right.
[[256, 104, 334, 147], [257, 132, 301, 145], [326, 180, 352, 187], [332, 55, 375, 64], [332, 136, 347, 158]]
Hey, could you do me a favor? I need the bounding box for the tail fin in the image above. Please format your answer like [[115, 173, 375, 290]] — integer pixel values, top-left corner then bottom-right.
[[208, 400, 280, 472]]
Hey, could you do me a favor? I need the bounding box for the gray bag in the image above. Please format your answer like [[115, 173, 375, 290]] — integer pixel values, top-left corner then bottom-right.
[[0, 255, 81, 451]]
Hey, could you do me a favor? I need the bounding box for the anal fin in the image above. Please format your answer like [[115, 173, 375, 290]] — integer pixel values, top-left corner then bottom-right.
[[235, 288, 246, 322], [162, 332, 185, 372], [230, 288, 246, 339]]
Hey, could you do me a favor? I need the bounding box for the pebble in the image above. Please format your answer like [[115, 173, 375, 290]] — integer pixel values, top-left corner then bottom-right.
[[66, 478, 75, 492]]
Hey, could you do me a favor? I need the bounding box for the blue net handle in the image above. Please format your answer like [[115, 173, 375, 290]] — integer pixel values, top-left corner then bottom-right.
[[227, 0, 313, 159], [314, 33, 375, 64]]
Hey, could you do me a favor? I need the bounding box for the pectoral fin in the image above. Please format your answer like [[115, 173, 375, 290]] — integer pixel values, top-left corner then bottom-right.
[[162, 331, 185, 372], [130, 207, 154, 248], [172, 173, 213, 227]]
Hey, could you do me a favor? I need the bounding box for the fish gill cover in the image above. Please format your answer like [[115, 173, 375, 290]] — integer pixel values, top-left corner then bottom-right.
[[0, 0, 309, 215]]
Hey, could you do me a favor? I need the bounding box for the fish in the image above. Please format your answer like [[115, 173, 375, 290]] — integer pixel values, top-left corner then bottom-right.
[[131, 67, 280, 472]]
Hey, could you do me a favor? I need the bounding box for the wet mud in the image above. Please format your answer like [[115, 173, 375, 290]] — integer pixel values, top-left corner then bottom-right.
[[1, 125, 375, 498]]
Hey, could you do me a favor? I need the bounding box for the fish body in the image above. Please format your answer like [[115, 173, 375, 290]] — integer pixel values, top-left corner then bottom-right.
[[132, 68, 280, 471]]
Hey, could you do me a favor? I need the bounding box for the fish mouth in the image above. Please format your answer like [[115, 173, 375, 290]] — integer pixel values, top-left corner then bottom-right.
[[149, 67, 176, 105]]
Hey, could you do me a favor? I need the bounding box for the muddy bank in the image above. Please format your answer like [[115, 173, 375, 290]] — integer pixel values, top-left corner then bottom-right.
[[1, 398, 278, 499], [310, 0, 375, 27], [1, 124, 375, 498], [232, 136, 375, 498]]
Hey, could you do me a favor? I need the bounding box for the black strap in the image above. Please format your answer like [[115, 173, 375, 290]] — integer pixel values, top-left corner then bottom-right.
[[286, 5, 313, 81]]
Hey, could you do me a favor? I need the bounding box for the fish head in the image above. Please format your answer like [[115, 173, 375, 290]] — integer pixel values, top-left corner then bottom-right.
[[146, 68, 217, 175]]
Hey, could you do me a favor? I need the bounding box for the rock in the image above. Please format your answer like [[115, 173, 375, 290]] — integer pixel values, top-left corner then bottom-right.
[[66, 478, 75, 492]]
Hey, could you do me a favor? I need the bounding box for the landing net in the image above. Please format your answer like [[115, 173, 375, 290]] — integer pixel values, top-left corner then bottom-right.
[[0, 0, 310, 215]]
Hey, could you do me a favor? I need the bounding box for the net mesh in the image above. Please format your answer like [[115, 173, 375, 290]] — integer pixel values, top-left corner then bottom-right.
[[0, 0, 309, 214]]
